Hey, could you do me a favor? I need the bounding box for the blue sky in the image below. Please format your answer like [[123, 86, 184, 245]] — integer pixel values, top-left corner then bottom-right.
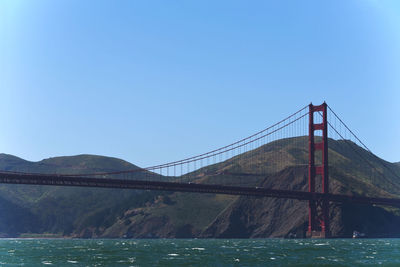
[[0, 0, 399, 166]]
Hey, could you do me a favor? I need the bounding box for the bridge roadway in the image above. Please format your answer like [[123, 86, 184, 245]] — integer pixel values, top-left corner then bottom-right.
[[1, 171, 400, 207]]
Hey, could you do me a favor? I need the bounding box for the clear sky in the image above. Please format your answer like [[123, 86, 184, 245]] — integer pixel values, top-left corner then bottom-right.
[[0, 0, 399, 166]]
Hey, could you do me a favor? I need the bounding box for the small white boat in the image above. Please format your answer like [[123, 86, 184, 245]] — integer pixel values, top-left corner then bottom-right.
[[352, 231, 366, 238]]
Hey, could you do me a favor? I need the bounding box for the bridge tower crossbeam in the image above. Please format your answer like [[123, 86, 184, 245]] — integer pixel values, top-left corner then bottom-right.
[[306, 102, 330, 238]]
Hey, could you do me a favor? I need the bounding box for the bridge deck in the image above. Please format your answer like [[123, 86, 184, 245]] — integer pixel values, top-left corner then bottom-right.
[[0, 172, 400, 207]]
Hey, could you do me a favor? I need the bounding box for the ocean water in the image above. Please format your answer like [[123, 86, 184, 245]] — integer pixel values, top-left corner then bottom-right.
[[0, 238, 399, 266]]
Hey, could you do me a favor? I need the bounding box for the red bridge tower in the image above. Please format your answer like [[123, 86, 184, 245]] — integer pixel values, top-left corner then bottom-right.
[[307, 102, 330, 238]]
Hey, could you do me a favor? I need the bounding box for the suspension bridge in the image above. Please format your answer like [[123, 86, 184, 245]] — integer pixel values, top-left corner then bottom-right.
[[1, 102, 399, 238]]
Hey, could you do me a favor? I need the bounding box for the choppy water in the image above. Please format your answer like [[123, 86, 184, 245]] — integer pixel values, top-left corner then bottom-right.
[[0, 238, 399, 266]]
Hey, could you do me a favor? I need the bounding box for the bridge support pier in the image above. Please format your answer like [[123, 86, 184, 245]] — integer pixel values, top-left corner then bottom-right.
[[306, 102, 330, 238]]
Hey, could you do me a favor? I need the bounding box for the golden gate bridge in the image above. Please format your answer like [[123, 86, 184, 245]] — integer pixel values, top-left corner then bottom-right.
[[1, 102, 399, 238]]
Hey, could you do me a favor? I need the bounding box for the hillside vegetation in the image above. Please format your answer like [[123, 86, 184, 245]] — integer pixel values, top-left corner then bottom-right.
[[0, 137, 399, 238]]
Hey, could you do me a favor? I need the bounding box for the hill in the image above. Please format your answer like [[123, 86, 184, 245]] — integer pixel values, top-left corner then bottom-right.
[[0, 154, 161, 237], [100, 137, 400, 238], [0, 138, 399, 238]]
